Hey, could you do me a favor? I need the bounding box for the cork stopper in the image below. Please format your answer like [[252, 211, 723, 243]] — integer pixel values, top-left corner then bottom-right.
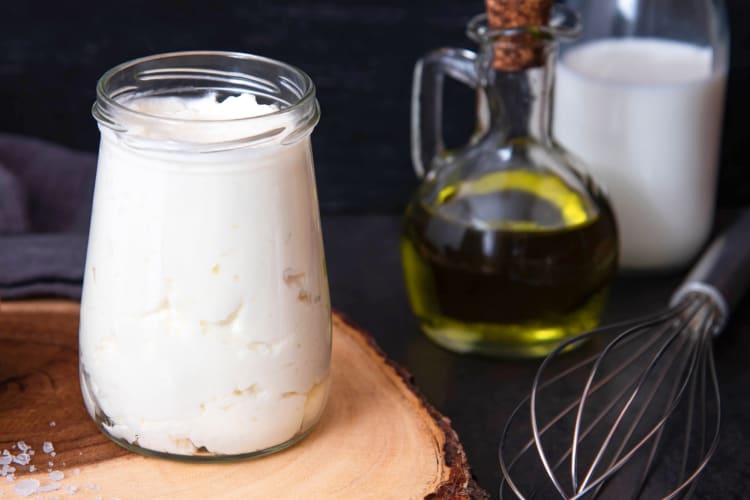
[[484, 0, 553, 71]]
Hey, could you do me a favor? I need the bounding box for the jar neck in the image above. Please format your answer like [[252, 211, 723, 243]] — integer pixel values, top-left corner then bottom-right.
[[478, 41, 556, 144]]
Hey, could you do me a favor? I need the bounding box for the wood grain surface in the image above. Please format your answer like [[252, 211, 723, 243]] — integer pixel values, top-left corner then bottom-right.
[[0, 301, 486, 499]]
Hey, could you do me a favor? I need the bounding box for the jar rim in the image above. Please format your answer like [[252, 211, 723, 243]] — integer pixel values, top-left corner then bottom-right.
[[95, 50, 317, 125], [93, 51, 320, 151]]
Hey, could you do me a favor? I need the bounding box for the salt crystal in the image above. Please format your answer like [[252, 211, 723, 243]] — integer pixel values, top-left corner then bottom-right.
[[38, 483, 60, 493], [50, 452, 56, 457], [67, 485, 78, 493], [13, 478, 40, 496], [16, 442, 29, 453], [29, 450, 35, 455], [47, 462, 53, 467], [49, 421, 56, 427], [1, 449, 9, 456], [0, 456, 11, 466], [41, 442, 54, 454], [13, 453, 31, 466], [29, 465, 36, 473], [48, 471, 64, 482], [1, 464, 16, 476], [5, 474, 15, 482]]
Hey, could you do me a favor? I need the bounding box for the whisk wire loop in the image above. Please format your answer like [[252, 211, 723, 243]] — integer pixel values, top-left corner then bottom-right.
[[526, 303, 691, 497], [501, 296, 723, 499], [522, 317, 664, 497], [500, 309, 684, 499], [572, 299, 709, 495], [500, 211, 750, 498], [592, 327, 698, 499], [664, 337, 721, 500]]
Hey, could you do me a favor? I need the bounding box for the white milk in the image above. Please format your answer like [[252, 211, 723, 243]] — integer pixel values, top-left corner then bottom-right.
[[79, 93, 331, 456], [553, 38, 726, 270]]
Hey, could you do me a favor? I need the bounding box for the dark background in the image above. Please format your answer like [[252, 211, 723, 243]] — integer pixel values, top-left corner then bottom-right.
[[2, 0, 749, 213]]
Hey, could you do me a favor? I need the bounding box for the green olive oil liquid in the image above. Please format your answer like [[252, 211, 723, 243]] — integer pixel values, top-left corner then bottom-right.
[[401, 169, 618, 357]]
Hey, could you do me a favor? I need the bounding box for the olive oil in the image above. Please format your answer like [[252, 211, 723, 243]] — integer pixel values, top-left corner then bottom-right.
[[401, 169, 618, 357]]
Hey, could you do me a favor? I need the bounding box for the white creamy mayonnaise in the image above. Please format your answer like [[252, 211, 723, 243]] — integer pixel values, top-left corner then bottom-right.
[[79, 92, 331, 456]]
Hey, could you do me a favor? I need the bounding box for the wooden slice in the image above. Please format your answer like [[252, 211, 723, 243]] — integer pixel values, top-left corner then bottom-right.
[[0, 300, 487, 499]]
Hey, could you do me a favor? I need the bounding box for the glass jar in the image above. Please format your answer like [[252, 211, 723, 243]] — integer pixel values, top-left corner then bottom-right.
[[402, 7, 618, 358], [80, 51, 331, 461], [554, 0, 729, 270]]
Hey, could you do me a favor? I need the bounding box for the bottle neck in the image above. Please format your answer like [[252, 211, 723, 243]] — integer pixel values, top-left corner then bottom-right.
[[479, 42, 555, 144]]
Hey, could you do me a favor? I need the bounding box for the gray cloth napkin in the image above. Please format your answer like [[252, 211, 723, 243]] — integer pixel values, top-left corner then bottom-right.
[[0, 134, 96, 299]]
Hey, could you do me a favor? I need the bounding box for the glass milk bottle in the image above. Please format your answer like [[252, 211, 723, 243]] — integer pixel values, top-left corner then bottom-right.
[[79, 51, 331, 460], [402, 6, 619, 358], [554, 0, 730, 270]]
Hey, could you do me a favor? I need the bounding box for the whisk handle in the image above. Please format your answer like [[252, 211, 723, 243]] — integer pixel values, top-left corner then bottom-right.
[[671, 209, 750, 333]]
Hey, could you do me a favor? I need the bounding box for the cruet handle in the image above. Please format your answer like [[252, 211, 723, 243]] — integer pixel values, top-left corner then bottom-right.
[[410, 48, 478, 178]]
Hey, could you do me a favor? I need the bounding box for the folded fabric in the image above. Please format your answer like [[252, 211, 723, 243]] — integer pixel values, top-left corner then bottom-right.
[[0, 133, 96, 300]]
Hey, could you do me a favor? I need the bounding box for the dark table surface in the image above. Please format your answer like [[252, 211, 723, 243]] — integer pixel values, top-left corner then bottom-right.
[[321, 214, 750, 498]]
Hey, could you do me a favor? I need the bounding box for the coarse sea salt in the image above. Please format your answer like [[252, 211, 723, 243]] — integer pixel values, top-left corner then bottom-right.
[[0, 456, 11, 466], [16, 442, 29, 453], [38, 482, 60, 493], [13, 478, 40, 496], [48, 471, 64, 482], [13, 453, 30, 466], [41, 442, 54, 455]]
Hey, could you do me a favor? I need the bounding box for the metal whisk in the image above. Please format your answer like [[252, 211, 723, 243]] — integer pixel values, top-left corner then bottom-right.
[[499, 211, 750, 499]]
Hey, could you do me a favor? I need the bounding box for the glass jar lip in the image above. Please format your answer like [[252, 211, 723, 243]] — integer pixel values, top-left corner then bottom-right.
[[467, 4, 580, 44], [94, 50, 317, 126]]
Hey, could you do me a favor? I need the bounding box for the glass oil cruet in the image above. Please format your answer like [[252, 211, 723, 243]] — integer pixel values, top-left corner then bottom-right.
[[401, 1, 619, 358]]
